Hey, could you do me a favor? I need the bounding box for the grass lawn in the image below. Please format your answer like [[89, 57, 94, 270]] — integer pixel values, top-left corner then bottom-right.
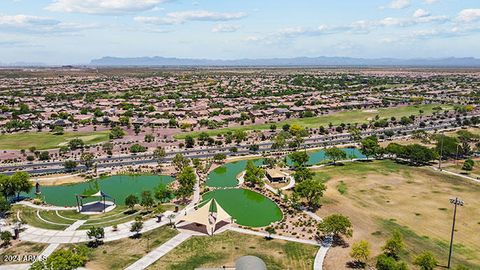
[[82, 227, 178, 270], [12, 205, 140, 231], [0, 242, 48, 265], [14, 205, 69, 230], [313, 160, 480, 269], [175, 104, 452, 139], [148, 230, 318, 270], [0, 130, 110, 150]]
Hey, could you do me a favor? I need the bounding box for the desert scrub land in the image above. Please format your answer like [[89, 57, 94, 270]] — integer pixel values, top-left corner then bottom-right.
[[313, 160, 480, 270], [147, 230, 318, 270]]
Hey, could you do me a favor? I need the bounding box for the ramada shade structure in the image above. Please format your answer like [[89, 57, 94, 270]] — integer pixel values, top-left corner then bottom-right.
[[175, 198, 233, 235], [75, 191, 115, 213]]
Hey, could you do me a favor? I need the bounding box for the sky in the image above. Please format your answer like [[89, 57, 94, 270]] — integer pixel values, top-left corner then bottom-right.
[[0, 0, 479, 64]]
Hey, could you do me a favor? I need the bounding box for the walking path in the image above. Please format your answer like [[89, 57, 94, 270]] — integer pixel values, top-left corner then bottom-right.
[[228, 227, 319, 246], [19, 211, 175, 244], [432, 167, 480, 183], [0, 220, 87, 270], [124, 232, 192, 270], [17, 201, 76, 211], [313, 236, 333, 270]]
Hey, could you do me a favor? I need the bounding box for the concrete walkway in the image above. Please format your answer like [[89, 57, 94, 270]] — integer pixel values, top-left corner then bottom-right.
[[432, 166, 480, 183], [17, 201, 76, 211], [228, 227, 319, 246], [124, 232, 192, 270], [313, 236, 333, 270], [19, 211, 175, 244]]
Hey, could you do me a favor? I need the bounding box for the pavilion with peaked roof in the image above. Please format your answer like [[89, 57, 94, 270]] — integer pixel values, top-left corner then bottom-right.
[[175, 198, 234, 235]]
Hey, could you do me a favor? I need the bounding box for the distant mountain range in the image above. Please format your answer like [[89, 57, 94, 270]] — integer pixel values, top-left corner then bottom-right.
[[90, 56, 480, 67]]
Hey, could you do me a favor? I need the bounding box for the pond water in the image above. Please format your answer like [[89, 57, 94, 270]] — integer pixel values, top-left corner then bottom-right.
[[206, 159, 264, 188], [207, 148, 365, 188], [202, 188, 283, 227], [28, 175, 174, 207]]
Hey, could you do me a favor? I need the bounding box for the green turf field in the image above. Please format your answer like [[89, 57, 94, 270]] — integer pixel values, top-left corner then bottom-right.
[[0, 131, 110, 150]]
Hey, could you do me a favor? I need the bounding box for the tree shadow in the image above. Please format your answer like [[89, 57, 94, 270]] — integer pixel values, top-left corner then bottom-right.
[[346, 261, 366, 269]]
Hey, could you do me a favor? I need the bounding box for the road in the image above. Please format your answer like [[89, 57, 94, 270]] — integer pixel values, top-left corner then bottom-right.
[[0, 114, 477, 175]]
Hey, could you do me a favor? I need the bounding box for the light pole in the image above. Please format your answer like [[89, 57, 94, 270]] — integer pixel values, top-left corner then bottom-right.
[[448, 197, 464, 269], [438, 132, 444, 170]]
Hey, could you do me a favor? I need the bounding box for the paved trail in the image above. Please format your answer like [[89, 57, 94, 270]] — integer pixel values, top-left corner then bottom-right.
[[124, 232, 192, 270]]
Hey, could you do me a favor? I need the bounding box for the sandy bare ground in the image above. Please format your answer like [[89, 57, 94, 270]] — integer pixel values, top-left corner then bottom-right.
[[31, 173, 87, 186], [314, 160, 480, 269]]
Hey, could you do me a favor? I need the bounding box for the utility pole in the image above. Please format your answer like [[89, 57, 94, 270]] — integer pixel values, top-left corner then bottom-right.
[[438, 132, 444, 170], [448, 197, 464, 269]]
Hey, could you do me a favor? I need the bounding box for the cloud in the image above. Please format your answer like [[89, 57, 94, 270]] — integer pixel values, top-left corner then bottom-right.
[[0, 14, 95, 33], [457, 9, 480, 22], [423, 0, 439, 4], [385, 0, 410, 9], [46, 0, 167, 14], [212, 24, 240, 33], [135, 10, 247, 25], [413, 9, 430, 18]]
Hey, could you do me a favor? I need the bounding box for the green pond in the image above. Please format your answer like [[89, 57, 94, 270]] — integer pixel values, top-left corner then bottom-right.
[[207, 148, 365, 188], [202, 188, 283, 227], [206, 159, 264, 188], [286, 147, 366, 166], [28, 175, 174, 207]]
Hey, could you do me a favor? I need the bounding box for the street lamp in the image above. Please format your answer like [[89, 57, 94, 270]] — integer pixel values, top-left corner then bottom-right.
[[447, 197, 464, 269], [438, 132, 444, 170]]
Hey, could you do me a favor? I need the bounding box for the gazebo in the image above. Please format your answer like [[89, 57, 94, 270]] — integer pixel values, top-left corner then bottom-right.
[[175, 198, 233, 235], [75, 191, 115, 214]]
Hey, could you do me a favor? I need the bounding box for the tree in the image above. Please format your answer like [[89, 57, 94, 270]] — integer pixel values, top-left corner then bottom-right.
[[376, 254, 408, 270], [140, 191, 155, 210], [64, 160, 78, 172], [80, 152, 95, 170], [153, 147, 166, 165], [295, 179, 326, 209], [39, 151, 50, 161], [414, 251, 437, 270], [133, 124, 141, 135], [0, 196, 11, 214], [233, 130, 247, 144], [185, 135, 195, 148], [172, 153, 189, 171], [144, 134, 154, 143], [109, 126, 125, 139], [10, 171, 32, 199], [52, 126, 64, 135], [289, 151, 309, 168], [382, 230, 405, 259], [350, 240, 371, 266], [125, 194, 138, 210], [292, 167, 314, 183], [68, 138, 85, 150], [154, 183, 173, 203], [325, 147, 347, 164], [129, 143, 147, 153], [213, 153, 227, 163], [462, 159, 475, 171], [87, 227, 105, 247], [0, 231, 12, 247], [435, 135, 460, 159], [361, 136, 381, 159], [265, 226, 276, 239], [130, 217, 144, 237], [317, 214, 353, 239], [244, 160, 264, 187], [30, 246, 89, 270], [176, 166, 196, 201]]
